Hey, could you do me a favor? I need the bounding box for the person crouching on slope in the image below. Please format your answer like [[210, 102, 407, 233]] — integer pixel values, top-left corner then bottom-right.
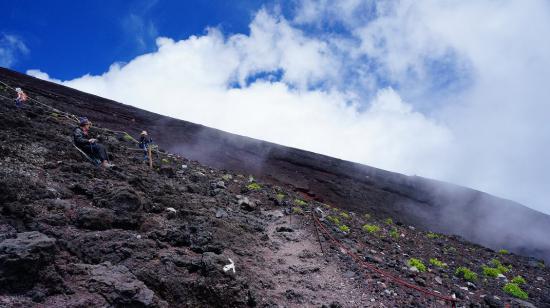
[[15, 88, 28, 108], [73, 117, 112, 168]]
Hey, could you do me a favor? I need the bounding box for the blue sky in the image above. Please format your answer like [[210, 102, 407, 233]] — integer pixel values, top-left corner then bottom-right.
[[2, 0, 268, 79], [2, 0, 550, 215]]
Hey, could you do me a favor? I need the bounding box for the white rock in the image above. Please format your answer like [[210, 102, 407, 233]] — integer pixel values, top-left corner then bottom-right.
[[166, 207, 177, 213]]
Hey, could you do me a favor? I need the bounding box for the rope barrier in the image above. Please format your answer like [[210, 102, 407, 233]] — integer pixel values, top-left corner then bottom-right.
[[0, 79, 168, 157], [310, 210, 458, 307]]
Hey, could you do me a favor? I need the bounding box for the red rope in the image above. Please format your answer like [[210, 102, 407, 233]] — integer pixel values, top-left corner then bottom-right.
[[311, 211, 458, 306]]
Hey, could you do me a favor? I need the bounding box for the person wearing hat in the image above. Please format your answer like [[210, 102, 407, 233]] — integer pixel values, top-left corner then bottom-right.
[[14, 87, 28, 108], [73, 117, 112, 168], [138, 130, 153, 161]]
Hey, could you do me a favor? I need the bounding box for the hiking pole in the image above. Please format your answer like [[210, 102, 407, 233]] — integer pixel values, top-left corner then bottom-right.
[[148, 146, 153, 169]]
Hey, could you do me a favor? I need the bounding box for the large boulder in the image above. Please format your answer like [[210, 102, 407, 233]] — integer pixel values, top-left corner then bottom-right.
[[77, 262, 155, 307], [0, 231, 56, 291]]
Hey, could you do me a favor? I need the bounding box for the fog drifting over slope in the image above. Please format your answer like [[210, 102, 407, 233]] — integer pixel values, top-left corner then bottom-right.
[[28, 1, 550, 214]]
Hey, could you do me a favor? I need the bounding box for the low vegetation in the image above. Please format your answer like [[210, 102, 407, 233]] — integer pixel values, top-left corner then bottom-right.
[[482, 266, 500, 278], [385, 218, 393, 225], [362, 224, 380, 234], [389, 228, 399, 239], [340, 211, 350, 219], [499, 249, 510, 255], [408, 258, 426, 272], [294, 199, 308, 207], [246, 182, 262, 191], [503, 283, 528, 299], [429, 258, 447, 268], [455, 267, 478, 282], [511, 276, 526, 285], [426, 232, 441, 239], [339, 225, 350, 233]]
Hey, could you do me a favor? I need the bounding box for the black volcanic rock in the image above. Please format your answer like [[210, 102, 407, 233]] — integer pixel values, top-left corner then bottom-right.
[[0, 231, 56, 291]]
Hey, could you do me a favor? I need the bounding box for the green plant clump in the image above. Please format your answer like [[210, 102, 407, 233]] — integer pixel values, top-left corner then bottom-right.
[[503, 283, 528, 299], [326, 215, 341, 226], [429, 258, 447, 268], [362, 224, 380, 233], [363, 213, 371, 220], [499, 249, 509, 255], [339, 225, 350, 233], [246, 182, 262, 191], [161, 158, 169, 164], [292, 207, 303, 215], [275, 193, 285, 201], [389, 228, 399, 239], [340, 211, 350, 219], [482, 266, 500, 278], [455, 267, 478, 282], [294, 199, 308, 207], [491, 259, 511, 273], [426, 232, 441, 239], [385, 218, 393, 225], [408, 258, 426, 272], [511, 276, 526, 285]]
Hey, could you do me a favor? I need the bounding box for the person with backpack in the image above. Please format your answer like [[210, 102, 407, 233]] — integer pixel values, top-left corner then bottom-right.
[[73, 117, 112, 168], [138, 130, 153, 161], [15, 88, 28, 108]]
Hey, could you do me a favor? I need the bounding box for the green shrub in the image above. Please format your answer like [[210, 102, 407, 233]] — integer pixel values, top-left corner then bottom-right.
[[161, 158, 169, 164], [362, 224, 380, 233], [326, 215, 341, 226], [511, 276, 526, 285], [455, 267, 478, 282], [426, 232, 441, 239], [292, 207, 303, 215], [246, 182, 262, 191], [482, 266, 500, 277], [408, 258, 426, 272], [363, 213, 371, 219], [294, 199, 308, 207], [339, 225, 350, 233], [340, 211, 350, 219], [389, 228, 399, 239], [491, 259, 511, 273], [50, 112, 59, 117], [499, 249, 509, 255], [503, 283, 528, 299], [385, 218, 393, 225], [275, 193, 285, 201], [429, 258, 447, 268]]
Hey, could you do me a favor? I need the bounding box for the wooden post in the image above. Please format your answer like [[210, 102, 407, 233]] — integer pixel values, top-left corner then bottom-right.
[[148, 146, 153, 169]]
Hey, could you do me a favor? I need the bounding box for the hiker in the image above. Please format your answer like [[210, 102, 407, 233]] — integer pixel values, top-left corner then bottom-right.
[[138, 130, 153, 161], [73, 117, 112, 168], [14, 88, 28, 108]]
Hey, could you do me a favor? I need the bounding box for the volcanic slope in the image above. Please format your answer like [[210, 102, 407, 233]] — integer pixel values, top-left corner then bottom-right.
[[1, 67, 550, 264], [1, 81, 550, 307]]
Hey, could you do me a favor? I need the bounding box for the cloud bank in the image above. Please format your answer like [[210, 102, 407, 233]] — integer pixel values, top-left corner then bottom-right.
[[28, 1, 550, 214]]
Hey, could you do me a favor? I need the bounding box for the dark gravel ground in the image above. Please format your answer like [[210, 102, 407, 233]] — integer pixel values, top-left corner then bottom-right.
[[0, 85, 549, 307]]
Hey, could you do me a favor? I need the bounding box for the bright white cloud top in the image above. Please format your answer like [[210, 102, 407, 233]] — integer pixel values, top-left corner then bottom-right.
[[28, 1, 550, 214]]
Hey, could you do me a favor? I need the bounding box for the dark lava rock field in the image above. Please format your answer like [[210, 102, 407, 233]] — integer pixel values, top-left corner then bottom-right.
[[0, 70, 549, 307]]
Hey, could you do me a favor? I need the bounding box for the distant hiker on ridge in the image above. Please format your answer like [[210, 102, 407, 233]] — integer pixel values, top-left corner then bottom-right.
[[73, 117, 112, 168], [14, 87, 28, 108], [138, 130, 153, 162]]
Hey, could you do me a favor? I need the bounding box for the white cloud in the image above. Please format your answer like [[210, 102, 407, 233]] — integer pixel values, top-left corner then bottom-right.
[[28, 2, 550, 214], [0, 34, 29, 67]]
